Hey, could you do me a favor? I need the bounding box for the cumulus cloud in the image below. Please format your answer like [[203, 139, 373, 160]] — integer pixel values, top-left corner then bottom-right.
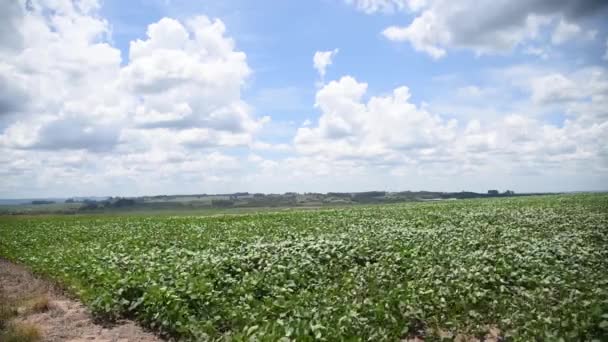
[[0, 0, 125, 150], [0, 0, 269, 196], [382, 11, 449, 59], [121, 16, 265, 137], [290, 69, 608, 186], [380, 0, 608, 58], [313, 49, 339, 79], [0, 1, 264, 153], [295, 76, 457, 160]]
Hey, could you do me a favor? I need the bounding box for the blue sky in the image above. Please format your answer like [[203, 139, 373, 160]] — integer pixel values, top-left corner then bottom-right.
[[1, 0, 608, 197]]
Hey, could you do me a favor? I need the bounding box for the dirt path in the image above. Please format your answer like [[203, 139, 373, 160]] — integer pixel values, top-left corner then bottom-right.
[[0, 259, 163, 342]]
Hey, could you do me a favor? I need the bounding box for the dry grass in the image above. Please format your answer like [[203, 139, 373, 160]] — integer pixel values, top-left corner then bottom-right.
[[0, 322, 42, 342], [0, 305, 17, 329], [22, 295, 51, 314], [0, 293, 17, 329], [1, 279, 45, 341]]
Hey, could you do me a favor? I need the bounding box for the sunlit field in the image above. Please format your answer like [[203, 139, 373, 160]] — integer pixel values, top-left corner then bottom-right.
[[1, 195, 607, 340]]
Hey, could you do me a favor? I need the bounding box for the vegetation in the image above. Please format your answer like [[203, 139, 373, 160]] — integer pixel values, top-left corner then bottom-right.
[[1, 195, 607, 340], [0, 322, 42, 342], [0, 293, 16, 330], [29, 200, 54, 205], [1, 190, 543, 215], [22, 296, 50, 315], [0, 291, 42, 342]]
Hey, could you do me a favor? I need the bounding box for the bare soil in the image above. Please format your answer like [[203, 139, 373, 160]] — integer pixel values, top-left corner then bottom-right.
[[0, 259, 162, 342]]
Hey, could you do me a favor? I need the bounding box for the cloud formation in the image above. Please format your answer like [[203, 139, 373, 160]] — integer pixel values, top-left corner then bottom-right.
[[379, 0, 608, 58], [0, 1, 267, 148], [290, 67, 608, 185], [295, 76, 456, 159], [313, 49, 339, 79], [0, 0, 268, 196], [0, 0, 607, 197]]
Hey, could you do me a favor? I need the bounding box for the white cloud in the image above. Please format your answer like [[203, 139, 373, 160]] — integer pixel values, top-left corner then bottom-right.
[[289, 69, 608, 190], [0, 1, 264, 151], [382, 11, 448, 59], [0, 0, 125, 150], [551, 19, 581, 45], [0, 0, 269, 196], [313, 49, 339, 79], [604, 38, 608, 60], [121, 16, 261, 135], [530, 73, 581, 104], [381, 0, 607, 58], [517, 67, 608, 122], [251, 140, 292, 152], [344, 0, 425, 14], [449, 64, 608, 123], [294, 76, 457, 160]]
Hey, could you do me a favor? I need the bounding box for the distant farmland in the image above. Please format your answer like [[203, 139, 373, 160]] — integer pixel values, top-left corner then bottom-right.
[[1, 195, 607, 340]]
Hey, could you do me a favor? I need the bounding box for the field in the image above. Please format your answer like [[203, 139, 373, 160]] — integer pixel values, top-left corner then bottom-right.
[[1, 195, 607, 341]]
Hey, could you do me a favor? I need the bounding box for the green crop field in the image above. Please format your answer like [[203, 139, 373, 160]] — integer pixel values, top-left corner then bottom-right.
[[1, 195, 607, 341]]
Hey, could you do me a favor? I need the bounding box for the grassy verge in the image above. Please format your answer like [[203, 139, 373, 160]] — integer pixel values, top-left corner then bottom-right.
[[0, 293, 42, 342], [0, 280, 49, 342]]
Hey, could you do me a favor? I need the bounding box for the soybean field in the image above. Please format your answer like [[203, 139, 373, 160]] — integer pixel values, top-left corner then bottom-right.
[[1, 195, 607, 341]]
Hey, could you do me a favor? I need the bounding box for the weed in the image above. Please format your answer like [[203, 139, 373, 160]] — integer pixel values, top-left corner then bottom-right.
[[0, 322, 42, 342]]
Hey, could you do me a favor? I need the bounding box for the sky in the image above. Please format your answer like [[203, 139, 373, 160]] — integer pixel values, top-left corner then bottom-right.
[[1, 0, 607, 198]]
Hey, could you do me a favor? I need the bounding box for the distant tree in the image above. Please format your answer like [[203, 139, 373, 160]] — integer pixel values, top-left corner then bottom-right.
[[65, 198, 75, 203], [80, 202, 99, 210], [503, 190, 515, 195], [211, 199, 234, 207], [327, 192, 352, 199], [444, 192, 479, 199], [31, 200, 54, 205], [352, 191, 386, 202], [487, 190, 499, 195], [112, 198, 136, 208]]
